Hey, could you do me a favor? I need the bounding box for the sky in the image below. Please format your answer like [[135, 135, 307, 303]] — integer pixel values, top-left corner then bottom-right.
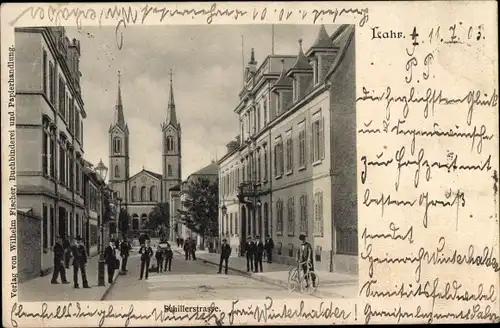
[[65, 24, 335, 179]]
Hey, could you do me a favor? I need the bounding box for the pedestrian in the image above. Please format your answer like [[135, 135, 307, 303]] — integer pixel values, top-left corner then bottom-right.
[[120, 237, 132, 273], [104, 241, 118, 284], [51, 235, 70, 284], [218, 238, 232, 274], [265, 234, 274, 263], [254, 235, 264, 273], [155, 245, 164, 273], [245, 236, 256, 272], [63, 237, 72, 269], [164, 244, 173, 272], [297, 234, 316, 288], [72, 236, 91, 289], [139, 239, 153, 280], [190, 238, 197, 260], [176, 237, 180, 248], [183, 237, 191, 260]]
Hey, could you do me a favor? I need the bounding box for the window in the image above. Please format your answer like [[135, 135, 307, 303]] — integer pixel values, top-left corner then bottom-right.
[[314, 191, 324, 236], [68, 151, 74, 190], [263, 202, 269, 237], [257, 104, 261, 132], [141, 186, 147, 202], [58, 76, 66, 119], [150, 186, 157, 202], [49, 129, 55, 178], [42, 50, 47, 95], [69, 98, 74, 133], [59, 142, 66, 185], [50, 205, 55, 246], [311, 113, 325, 162], [263, 100, 268, 126], [257, 152, 261, 182], [287, 197, 295, 236], [166, 136, 174, 152], [76, 213, 80, 236], [49, 62, 55, 104], [274, 138, 284, 177], [43, 204, 48, 250], [69, 212, 74, 238], [114, 165, 120, 178], [75, 160, 80, 193], [263, 148, 268, 180], [286, 133, 293, 173], [221, 212, 225, 236], [276, 199, 283, 235], [75, 111, 80, 142], [131, 186, 137, 202], [42, 126, 49, 176], [235, 213, 239, 235], [298, 127, 306, 168], [300, 194, 308, 235], [314, 59, 319, 84], [167, 164, 173, 177], [113, 137, 121, 153]]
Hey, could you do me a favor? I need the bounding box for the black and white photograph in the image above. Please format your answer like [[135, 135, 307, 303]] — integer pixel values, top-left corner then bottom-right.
[[14, 23, 357, 302]]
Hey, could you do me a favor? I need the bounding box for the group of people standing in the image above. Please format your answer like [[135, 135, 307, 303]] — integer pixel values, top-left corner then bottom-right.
[[137, 239, 174, 280], [243, 235, 271, 273], [51, 235, 133, 288], [182, 237, 197, 260]]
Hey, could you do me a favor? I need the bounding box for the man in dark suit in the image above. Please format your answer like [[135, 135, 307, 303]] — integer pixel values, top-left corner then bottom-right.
[[190, 238, 197, 260], [104, 241, 118, 284], [72, 236, 90, 289], [183, 237, 191, 260], [254, 235, 264, 273], [139, 239, 153, 280], [265, 234, 275, 263], [245, 236, 256, 272], [120, 237, 132, 273], [51, 235, 69, 284], [218, 238, 232, 274]]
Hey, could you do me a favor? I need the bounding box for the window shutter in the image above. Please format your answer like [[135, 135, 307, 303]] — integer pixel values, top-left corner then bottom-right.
[[309, 124, 314, 163]]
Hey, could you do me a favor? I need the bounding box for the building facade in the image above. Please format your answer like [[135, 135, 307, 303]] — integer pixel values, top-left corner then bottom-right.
[[15, 27, 87, 272], [107, 71, 182, 232], [218, 25, 357, 273]]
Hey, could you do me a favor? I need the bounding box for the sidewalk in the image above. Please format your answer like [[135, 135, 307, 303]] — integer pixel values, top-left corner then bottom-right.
[[19, 252, 129, 302], [173, 248, 358, 299]]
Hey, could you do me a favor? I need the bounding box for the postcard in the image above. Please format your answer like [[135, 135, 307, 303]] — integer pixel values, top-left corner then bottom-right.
[[1, 1, 498, 327]]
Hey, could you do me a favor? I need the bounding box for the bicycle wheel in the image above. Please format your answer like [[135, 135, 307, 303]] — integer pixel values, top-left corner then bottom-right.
[[300, 271, 319, 294], [287, 267, 299, 291]]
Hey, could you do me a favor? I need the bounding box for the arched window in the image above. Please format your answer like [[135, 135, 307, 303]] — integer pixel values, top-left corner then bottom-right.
[[276, 199, 283, 235], [300, 194, 308, 235], [167, 164, 173, 177], [166, 136, 174, 152], [140, 186, 147, 202], [141, 214, 148, 228], [314, 191, 323, 236], [287, 197, 295, 236], [113, 137, 121, 154], [114, 165, 120, 178], [150, 186, 157, 202], [131, 186, 137, 202]]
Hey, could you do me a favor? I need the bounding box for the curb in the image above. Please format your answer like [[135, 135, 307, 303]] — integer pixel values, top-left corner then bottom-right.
[[99, 269, 124, 301]]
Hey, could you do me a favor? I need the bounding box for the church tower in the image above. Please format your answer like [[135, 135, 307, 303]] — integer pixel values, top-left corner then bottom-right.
[[161, 69, 182, 202], [108, 71, 130, 202]]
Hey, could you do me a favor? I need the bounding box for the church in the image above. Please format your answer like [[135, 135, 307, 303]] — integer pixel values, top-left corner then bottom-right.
[[107, 70, 182, 234]]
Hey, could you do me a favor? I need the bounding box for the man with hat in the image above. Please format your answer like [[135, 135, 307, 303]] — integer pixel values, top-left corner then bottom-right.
[[244, 236, 256, 272], [51, 235, 69, 284], [297, 234, 316, 288], [71, 236, 91, 288], [217, 238, 232, 274], [254, 235, 264, 273]]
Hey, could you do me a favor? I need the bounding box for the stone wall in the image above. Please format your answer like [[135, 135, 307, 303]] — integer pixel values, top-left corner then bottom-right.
[[17, 211, 42, 283]]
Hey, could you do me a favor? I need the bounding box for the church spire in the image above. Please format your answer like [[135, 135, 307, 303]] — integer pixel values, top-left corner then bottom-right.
[[113, 70, 126, 129], [166, 69, 178, 127]]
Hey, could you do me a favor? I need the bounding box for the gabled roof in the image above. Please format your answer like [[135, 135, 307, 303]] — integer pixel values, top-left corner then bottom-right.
[[169, 184, 181, 191], [129, 168, 162, 181], [287, 39, 312, 75], [272, 59, 293, 90], [188, 162, 219, 177], [324, 25, 355, 81], [306, 25, 340, 57]]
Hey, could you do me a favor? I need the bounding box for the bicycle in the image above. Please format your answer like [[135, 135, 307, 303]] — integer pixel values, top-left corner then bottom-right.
[[287, 261, 320, 294]]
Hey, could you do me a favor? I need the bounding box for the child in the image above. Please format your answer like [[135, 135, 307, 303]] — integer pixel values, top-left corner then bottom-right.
[[164, 244, 173, 272], [155, 245, 164, 273]]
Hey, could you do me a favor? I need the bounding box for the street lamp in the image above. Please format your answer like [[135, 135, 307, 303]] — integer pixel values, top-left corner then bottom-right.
[[94, 159, 108, 287]]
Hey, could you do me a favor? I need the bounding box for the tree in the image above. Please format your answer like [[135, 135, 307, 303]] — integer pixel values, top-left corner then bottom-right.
[[146, 202, 170, 233], [118, 208, 131, 237], [177, 177, 219, 249]]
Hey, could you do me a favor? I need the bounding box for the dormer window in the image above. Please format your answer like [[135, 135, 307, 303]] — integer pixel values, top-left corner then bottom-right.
[[314, 59, 319, 85]]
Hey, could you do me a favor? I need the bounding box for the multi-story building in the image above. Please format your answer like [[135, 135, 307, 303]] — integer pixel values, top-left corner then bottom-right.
[[218, 24, 357, 273], [82, 159, 104, 257], [15, 27, 87, 273]]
